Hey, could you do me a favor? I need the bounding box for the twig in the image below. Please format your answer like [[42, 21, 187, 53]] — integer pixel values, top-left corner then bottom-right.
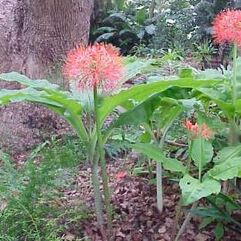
[[165, 140, 188, 148], [174, 202, 198, 241]]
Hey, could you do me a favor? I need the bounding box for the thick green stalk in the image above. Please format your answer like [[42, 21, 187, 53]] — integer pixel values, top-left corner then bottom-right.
[[87, 132, 106, 238], [230, 44, 239, 145], [156, 161, 163, 213], [225, 44, 239, 193], [93, 87, 112, 238], [199, 138, 203, 182], [232, 43, 238, 103], [91, 159, 105, 233], [154, 124, 171, 213]]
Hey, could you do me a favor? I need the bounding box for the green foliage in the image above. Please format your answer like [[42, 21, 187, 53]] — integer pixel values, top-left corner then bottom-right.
[[191, 137, 213, 169], [0, 138, 88, 240], [152, 6, 196, 51], [193, 193, 241, 240], [180, 175, 221, 205], [91, 9, 154, 54], [100, 78, 220, 125], [0, 64, 238, 237]]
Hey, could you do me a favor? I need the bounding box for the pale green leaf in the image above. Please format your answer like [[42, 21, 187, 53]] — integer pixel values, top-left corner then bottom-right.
[[191, 137, 213, 169], [207, 157, 241, 181], [129, 143, 163, 161], [162, 157, 187, 174], [213, 145, 241, 164], [180, 175, 221, 205], [0, 72, 58, 90]]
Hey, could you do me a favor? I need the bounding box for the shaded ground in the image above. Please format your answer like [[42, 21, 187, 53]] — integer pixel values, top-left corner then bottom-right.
[[63, 158, 240, 241]]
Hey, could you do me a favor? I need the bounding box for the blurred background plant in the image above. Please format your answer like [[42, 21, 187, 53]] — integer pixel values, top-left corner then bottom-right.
[[91, 0, 235, 59]]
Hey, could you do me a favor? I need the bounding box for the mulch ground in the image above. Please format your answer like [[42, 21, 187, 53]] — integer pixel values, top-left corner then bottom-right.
[[62, 158, 241, 241]]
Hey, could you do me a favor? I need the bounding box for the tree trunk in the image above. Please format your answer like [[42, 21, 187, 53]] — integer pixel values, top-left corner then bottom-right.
[[0, 0, 94, 79]]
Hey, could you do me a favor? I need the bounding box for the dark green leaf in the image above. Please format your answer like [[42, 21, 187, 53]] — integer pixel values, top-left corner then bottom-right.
[[95, 32, 115, 42], [214, 222, 224, 241], [199, 217, 214, 229]]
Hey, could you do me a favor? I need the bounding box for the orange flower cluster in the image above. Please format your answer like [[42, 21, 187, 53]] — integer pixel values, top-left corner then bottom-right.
[[63, 43, 123, 92], [184, 120, 213, 140], [212, 9, 241, 45]]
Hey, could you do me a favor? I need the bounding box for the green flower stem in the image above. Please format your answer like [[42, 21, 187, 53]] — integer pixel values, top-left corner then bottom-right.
[[232, 43, 238, 103], [199, 138, 203, 182], [144, 122, 171, 213], [93, 87, 112, 239], [230, 43, 239, 145], [156, 145, 164, 213], [225, 43, 239, 193], [91, 157, 104, 231], [87, 131, 106, 237], [186, 139, 193, 169], [156, 126, 170, 213]]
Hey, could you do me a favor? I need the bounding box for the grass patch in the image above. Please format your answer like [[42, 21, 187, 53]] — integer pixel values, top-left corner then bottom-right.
[[0, 136, 89, 241]]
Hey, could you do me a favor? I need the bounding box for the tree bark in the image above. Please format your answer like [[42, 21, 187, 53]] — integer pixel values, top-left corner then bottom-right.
[[0, 0, 93, 79]]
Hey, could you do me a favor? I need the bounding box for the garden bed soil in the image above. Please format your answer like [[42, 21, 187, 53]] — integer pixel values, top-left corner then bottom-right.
[[63, 158, 241, 241]]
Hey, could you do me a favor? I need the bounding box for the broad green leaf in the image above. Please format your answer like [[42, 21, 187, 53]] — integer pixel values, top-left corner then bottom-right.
[[206, 157, 241, 181], [0, 72, 58, 90], [180, 175, 221, 205], [0, 88, 88, 142], [129, 143, 186, 174], [196, 69, 225, 80], [213, 145, 241, 164], [191, 207, 229, 220], [153, 98, 183, 128], [100, 78, 220, 124], [110, 94, 163, 128], [129, 143, 163, 161], [121, 57, 154, 84], [191, 137, 213, 169], [162, 157, 187, 174], [196, 86, 234, 118], [110, 95, 182, 130], [233, 99, 241, 116], [44, 89, 83, 115], [0, 88, 62, 107], [93, 26, 116, 35]]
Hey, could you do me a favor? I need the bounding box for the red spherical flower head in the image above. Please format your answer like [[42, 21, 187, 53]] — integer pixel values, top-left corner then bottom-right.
[[63, 43, 124, 92], [212, 9, 241, 45]]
